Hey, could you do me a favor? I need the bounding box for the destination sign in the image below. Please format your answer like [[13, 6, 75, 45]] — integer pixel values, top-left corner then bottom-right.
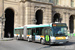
[[52, 24, 66, 27]]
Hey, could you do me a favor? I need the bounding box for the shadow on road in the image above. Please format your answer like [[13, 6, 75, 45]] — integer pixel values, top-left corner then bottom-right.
[[51, 42, 75, 46], [36, 42, 75, 50], [63, 42, 75, 46], [36, 45, 51, 50]]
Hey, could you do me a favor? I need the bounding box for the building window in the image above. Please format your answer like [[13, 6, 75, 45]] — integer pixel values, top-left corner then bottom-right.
[[71, 0, 74, 7], [55, 0, 58, 5], [49, 0, 52, 3], [36, 0, 49, 2], [49, 0, 58, 5]]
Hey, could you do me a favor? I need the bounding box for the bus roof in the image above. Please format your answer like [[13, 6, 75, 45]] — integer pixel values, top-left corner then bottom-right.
[[25, 23, 67, 28], [25, 24, 50, 28], [14, 23, 67, 29], [14, 27, 24, 29]]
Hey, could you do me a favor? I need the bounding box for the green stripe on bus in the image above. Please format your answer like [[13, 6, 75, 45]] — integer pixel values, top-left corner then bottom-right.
[[73, 34, 75, 36], [45, 35, 49, 41]]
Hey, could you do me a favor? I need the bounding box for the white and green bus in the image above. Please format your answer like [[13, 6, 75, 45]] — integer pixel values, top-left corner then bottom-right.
[[14, 23, 68, 44]]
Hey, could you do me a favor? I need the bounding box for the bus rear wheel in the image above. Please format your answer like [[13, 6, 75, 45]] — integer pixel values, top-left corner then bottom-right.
[[27, 38, 30, 42], [41, 39, 45, 45], [16, 36, 19, 40]]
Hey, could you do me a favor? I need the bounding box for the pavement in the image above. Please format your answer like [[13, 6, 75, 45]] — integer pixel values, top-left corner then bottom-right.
[[0, 38, 14, 41], [0, 39, 75, 50], [0, 36, 75, 41], [69, 36, 75, 40]]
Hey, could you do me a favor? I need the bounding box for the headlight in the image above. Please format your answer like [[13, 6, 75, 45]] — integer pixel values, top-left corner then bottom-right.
[[51, 37, 56, 40], [66, 36, 68, 39]]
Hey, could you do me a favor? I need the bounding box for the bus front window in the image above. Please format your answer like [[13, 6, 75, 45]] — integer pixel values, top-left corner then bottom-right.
[[53, 27, 67, 36]]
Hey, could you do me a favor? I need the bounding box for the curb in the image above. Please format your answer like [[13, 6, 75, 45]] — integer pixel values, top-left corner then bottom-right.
[[0, 38, 14, 41], [68, 36, 75, 40]]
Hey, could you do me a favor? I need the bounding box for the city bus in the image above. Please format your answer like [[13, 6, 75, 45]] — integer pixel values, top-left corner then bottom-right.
[[14, 23, 68, 44]]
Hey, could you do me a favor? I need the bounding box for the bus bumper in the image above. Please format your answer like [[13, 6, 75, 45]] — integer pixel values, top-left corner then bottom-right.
[[50, 39, 69, 44]]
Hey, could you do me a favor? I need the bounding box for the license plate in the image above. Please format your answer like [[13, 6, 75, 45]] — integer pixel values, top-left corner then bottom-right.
[[59, 42, 63, 44]]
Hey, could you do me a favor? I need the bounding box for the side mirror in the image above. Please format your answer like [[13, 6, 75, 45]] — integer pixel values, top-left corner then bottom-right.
[[67, 27, 68, 29]]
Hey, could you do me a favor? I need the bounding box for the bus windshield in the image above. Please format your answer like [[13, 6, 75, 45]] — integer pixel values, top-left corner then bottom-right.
[[52, 27, 67, 37]]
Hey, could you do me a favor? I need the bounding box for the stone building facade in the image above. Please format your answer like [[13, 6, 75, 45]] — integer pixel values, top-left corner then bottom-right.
[[0, 0, 75, 38]]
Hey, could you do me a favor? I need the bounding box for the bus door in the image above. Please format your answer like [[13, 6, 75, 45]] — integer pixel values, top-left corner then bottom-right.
[[20, 29, 22, 39], [32, 28, 36, 41], [44, 28, 50, 44]]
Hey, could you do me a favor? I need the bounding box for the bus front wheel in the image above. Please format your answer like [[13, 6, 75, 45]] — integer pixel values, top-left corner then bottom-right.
[[41, 39, 45, 45]]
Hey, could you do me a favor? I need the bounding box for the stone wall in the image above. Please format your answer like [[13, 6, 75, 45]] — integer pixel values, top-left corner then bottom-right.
[[1, 0, 75, 38], [0, 0, 2, 17], [25, 1, 52, 24], [0, 0, 2, 38], [53, 6, 75, 32], [4, 1, 19, 27]]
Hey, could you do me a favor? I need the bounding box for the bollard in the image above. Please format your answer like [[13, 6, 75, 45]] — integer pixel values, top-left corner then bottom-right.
[[67, 33, 70, 36], [71, 34, 73, 36]]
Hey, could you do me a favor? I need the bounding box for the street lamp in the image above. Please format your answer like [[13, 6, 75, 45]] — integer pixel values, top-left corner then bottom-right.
[[0, 14, 5, 39], [0, 0, 5, 39], [32, 18, 37, 24]]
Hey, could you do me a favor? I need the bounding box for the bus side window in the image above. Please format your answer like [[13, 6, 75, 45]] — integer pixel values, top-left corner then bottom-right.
[[32, 29, 36, 36], [15, 29, 17, 34], [50, 29, 52, 36], [40, 28, 42, 35], [44, 28, 51, 35], [19, 29, 23, 35], [15, 29, 20, 34], [45, 29, 48, 34], [48, 28, 50, 35], [21, 29, 23, 34], [36, 28, 39, 35], [27, 29, 32, 35], [36, 28, 42, 35], [42, 28, 44, 35]]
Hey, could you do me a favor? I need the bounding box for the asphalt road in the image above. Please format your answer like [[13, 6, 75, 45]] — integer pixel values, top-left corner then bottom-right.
[[0, 39, 75, 50]]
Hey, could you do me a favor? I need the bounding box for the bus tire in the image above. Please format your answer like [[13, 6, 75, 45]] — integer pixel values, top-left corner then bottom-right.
[[41, 39, 45, 45], [16, 36, 19, 40], [28, 38, 30, 42]]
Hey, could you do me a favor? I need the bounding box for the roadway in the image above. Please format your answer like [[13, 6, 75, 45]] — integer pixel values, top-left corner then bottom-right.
[[0, 39, 75, 50]]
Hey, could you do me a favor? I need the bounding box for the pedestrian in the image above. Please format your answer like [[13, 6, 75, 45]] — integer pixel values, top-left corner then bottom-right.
[[8, 32, 11, 38]]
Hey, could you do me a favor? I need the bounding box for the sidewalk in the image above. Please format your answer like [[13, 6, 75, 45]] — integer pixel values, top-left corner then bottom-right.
[[0, 38, 14, 41], [68, 36, 75, 40]]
